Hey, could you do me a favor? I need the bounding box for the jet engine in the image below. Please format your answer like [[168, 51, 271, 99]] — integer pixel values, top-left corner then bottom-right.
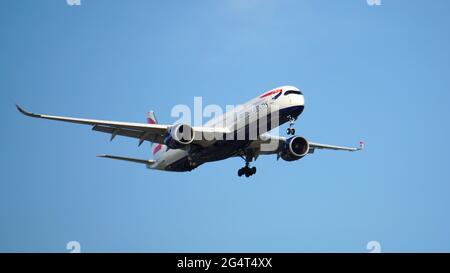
[[280, 136, 310, 161], [164, 124, 195, 149]]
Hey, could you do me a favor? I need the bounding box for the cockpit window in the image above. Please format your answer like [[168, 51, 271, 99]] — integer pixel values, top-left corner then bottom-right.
[[284, 90, 303, 96]]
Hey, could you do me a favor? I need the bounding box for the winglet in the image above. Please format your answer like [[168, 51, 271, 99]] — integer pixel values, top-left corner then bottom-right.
[[358, 140, 365, 150], [16, 104, 41, 118]]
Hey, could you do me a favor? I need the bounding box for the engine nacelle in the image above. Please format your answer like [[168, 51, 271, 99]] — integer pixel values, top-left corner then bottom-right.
[[164, 124, 195, 149], [280, 136, 310, 161]]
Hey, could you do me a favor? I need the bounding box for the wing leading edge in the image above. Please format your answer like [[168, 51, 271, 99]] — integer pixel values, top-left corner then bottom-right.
[[16, 105, 229, 146], [16, 104, 169, 145]]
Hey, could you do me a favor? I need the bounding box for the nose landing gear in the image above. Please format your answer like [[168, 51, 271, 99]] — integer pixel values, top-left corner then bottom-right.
[[286, 115, 297, 135]]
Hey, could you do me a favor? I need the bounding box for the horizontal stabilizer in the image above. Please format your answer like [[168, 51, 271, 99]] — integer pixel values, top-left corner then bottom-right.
[[97, 154, 155, 165]]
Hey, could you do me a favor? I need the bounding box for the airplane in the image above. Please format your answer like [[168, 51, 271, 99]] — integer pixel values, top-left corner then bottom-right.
[[16, 85, 363, 177]]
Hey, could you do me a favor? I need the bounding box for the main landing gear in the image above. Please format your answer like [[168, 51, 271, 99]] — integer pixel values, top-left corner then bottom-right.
[[238, 154, 256, 177], [238, 163, 256, 178], [286, 115, 296, 135]]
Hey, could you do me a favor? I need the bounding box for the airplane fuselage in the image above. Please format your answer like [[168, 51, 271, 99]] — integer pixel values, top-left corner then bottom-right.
[[150, 85, 305, 172]]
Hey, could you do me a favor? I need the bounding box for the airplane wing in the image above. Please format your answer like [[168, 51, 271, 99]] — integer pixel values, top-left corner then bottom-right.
[[308, 141, 364, 152], [16, 105, 227, 146], [248, 134, 364, 156]]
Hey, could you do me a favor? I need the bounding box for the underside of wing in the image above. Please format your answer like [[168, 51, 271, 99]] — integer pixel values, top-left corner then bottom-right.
[[248, 134, 364, 157], [309, 141, 364, 152]]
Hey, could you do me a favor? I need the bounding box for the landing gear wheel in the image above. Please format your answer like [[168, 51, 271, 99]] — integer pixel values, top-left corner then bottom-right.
[[237, 166, 256, 177], [287, 115, 296, 135], [287, 128, 296, 135], [237, 153, 257, 177]]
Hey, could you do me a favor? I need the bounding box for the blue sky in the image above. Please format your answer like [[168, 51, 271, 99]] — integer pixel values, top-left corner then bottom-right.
[[1, 0, 450, 252]]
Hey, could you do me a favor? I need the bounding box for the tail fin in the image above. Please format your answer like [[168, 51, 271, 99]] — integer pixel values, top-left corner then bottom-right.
[[147, 111, 163, 157], [147, 111, 158, 124]]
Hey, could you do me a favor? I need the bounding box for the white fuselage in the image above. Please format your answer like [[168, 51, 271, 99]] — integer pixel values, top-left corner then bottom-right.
[[150, 85, 305, 171]]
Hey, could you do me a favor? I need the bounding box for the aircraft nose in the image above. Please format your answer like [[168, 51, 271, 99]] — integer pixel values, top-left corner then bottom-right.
[[291, 94, 305, 106]]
